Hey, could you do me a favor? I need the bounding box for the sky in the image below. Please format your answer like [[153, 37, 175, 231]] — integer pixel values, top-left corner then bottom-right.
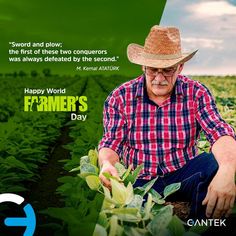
[[161, 0, 236, 75]]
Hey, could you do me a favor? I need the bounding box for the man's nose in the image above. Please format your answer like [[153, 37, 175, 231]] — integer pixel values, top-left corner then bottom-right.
[[154, 72, 165, 81]]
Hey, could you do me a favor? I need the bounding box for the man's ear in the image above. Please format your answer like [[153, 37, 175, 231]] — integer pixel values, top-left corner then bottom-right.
[[178, 63, 184, 73], [142, 65, 145, 72]]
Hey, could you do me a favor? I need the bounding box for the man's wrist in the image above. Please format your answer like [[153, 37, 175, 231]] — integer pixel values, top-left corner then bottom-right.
[[218, 164, 236, 175], [99, 160, 113, 168]]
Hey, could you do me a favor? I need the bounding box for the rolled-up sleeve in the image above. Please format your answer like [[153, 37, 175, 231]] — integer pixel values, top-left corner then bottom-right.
[[195, 87, 236, 146], [98, 93, 127, 155]]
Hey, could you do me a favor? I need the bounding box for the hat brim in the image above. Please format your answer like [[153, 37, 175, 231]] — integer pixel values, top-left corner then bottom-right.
[[127, 43, 198, 68]]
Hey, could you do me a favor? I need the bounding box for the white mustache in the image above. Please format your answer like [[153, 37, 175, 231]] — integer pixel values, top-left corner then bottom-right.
[[152, 80, 168, 86]]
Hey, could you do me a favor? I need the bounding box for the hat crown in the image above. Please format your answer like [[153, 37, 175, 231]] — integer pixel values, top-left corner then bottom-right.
[[144, 26, 181, 56]]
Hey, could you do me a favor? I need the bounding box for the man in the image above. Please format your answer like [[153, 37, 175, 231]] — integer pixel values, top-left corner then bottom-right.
[[98, 26, 236, 219]]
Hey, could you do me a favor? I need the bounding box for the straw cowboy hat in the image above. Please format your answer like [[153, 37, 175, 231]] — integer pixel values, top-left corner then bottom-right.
[[127, 25, 198, 68]]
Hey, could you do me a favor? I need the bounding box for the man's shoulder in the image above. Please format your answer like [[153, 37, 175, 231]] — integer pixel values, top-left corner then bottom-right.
[[177, 75, 211, 97], [109, 75, 142, 98]]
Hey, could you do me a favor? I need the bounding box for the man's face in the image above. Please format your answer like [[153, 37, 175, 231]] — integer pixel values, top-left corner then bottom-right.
[[144, 64, 183, 100]]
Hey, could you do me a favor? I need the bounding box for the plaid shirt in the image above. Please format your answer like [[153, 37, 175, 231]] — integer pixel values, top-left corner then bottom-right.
[[99, 74, 235, 179]]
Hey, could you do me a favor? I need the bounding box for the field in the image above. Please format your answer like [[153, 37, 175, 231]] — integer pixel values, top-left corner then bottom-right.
[[0, 73, 235, 235]]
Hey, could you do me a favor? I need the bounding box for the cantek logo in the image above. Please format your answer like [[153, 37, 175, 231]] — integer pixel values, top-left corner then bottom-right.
[[0, 193, 36, 236], [187, 218, 227, 227]]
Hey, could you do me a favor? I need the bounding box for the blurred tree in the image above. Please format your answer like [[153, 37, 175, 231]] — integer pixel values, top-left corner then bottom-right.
[[31, 70, 38, 78], [43, 68, 51, 77], [19, 70, 27, 78]]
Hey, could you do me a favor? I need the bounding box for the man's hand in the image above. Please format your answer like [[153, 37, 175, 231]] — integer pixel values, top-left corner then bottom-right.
[[99, 161, 120, 188], [202, 165, 236, 218], [98, 148, 120, 188]]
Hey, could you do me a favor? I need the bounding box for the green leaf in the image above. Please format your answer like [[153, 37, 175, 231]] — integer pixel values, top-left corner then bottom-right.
[[80, 163, 99, 177], [113, 213, 141, 222], [123, 174, 134, 186], [150, 188, 166, 204], [115, 162, 126, 177], [126, 182, 134, 205], [68, 222, 97, 236], [103, 172, 122, 182], [151, 204, 166, 215], [103, 186, 112, 200], [150, 188, 162, 199], [134, 186, 145, 196], [93, 224, 107, 236], [101, 198, 116, 210], [168, 215, 185, 236], [56, 182, 73, 193], [197, 141, 207, 148], [57, 176, 75, 183], [124, 226, 149, 236], [134, 177, 158, 197], [163, 183, 181, 199], [109, 215, 119, 236], [88, 149, 98, 167], [41, 207, 81, 225], [189, 224, 209, 234], [143, 193, 154, 220], [4, 156, 32, 173], [7, 186, 27, 192], [80, 155, 90, 165], [86, 175, 101, 190], [110, 179, 133, 205], [79, 172, 98, 178], [131, 164, 144, 184], [154, 198, 166, 204], [147, 205, 173, 236], [97, 212, 109, 229], [127, 194, 143, 210], [70, 166, 80, 172], [122, 165, 132, 181], [142, 177, 158, 194], [104, 208, 138, 215], [102, 185, 118, 207]]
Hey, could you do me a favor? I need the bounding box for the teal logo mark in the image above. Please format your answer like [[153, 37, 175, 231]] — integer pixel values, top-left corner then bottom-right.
[[0, 193, 36, 236]]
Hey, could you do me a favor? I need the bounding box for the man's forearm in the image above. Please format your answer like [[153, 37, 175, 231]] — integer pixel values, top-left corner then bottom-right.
[[99, 147, 119, 167], [212, 135, 236, 172], [203, 135, 236, 218]]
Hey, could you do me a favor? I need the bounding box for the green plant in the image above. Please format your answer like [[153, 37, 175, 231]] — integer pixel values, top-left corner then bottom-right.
[[72, 149, 202, 236]]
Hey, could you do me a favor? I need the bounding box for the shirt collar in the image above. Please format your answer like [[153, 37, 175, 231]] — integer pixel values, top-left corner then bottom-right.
[[135, 74, 145, 98], [175, 77, 184, 96], [135, 74, 184, 99]]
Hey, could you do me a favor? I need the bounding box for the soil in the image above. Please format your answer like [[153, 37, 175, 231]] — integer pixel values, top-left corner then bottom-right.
[[166, 201, 190, 220]]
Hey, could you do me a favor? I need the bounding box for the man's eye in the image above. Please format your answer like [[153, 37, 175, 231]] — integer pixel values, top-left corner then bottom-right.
[[164, 69, 172, 72], [164, 67, 176, 72], [150, 69, 157, 73]]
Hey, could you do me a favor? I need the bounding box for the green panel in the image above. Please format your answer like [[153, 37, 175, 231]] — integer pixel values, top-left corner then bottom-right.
[[0, 0, 167, 75]]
